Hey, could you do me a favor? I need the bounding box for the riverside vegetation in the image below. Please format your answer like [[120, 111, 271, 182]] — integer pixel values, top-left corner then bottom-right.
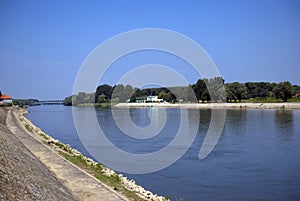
[[63, 78, 300, 106]]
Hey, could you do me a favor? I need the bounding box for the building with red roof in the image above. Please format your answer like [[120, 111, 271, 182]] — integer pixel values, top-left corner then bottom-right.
[[0, 94, 13, 104]]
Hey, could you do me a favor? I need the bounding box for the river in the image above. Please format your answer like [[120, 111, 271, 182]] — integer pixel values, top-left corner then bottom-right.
[[26, 105, 300, 201]]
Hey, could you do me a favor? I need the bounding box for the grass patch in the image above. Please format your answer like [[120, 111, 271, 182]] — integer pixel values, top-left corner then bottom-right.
[[58, 151, 148, 201], [62, 152, 88, 167], [25, 123, 52, 141], [288, 97, 300, 102], [54, 142, 73, 154], [54, 141, 65, 149], [0, 103, 13, 107], [40, 133, 50, 140], [24, 124, 33, 132], [242, 97, 280, 103], [240, 97, 300, 103]]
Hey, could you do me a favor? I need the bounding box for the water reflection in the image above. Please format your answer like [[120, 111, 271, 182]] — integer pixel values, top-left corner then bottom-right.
[[223, 109, 247, 137], [198, 109, 211, 133], [275, 110, 294, 138], [129, 108, 151, 127]]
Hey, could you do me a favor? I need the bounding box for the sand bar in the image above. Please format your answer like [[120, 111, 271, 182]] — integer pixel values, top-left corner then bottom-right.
[[115, 102, 300, 109]]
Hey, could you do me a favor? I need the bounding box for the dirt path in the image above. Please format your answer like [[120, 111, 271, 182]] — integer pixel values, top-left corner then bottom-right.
[[1, 108, 128, 201]]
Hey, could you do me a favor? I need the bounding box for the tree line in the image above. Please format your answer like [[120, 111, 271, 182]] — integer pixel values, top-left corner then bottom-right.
[[64, 78, 300, 106]]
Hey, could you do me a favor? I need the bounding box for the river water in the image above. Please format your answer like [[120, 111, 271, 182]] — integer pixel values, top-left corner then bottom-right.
[[26, 105, 300, 201]]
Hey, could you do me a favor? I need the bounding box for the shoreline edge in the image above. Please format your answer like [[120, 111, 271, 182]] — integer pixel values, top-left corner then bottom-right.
[[114, 102, 300, 109], [8, 107, 168, 201]]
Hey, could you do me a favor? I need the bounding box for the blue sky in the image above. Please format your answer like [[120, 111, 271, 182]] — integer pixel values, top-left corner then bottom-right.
[[0, 0, 299, 99]]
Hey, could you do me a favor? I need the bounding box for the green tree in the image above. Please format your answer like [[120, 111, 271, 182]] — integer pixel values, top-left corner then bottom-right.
[[226, 82, 249, 102], [72, 96, 79, 106], [112, 84, 126, 102], [274, 81, 293, 102], [95, 84, 113, 103], [192, 79, 210, 103], [124, 85, 134, 101], [97, 93, 107, 103], [157, 91, 170, 102], [63, 96, 73, 106], [186, 85, 197, 102], [71, 92, 88, 105], [225, 85, 234, 102], [131, 88, 148, 101], [292, 85, 300, 95], [245, 82, 272, 98], [111, 84, 135, 103], [208, 77, 226, 102]]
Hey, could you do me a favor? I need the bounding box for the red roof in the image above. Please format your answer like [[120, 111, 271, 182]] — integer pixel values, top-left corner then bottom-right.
[[0, 94, 12, 99]]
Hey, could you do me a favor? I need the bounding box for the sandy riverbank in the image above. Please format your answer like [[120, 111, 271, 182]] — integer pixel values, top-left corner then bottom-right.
[[1, 107, 167, 201], [115, 102, 300, 109]]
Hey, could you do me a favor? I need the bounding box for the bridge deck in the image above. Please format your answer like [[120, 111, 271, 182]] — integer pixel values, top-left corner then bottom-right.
[[34, 100, 64, 105]]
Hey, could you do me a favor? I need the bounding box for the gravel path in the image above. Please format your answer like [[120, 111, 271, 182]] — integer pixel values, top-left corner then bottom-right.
[[0, 108, 128, 201]]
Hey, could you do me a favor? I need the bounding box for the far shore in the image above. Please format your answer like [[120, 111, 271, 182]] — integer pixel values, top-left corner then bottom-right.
[[114, 102, 300, 109]]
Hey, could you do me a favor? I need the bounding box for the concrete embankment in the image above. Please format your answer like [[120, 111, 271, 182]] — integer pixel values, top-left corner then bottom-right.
[[0, 108, 76, 200], [0, 107, 128, 201], [115, 102, 300, 109], [1, 107, 167, 201]]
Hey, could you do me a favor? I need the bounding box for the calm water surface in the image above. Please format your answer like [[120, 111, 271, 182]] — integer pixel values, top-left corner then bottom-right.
[[27, 105, 300, 201]]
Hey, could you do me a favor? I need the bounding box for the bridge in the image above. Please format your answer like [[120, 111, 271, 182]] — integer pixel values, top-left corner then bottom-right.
[[34, 100, 64, 106]]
